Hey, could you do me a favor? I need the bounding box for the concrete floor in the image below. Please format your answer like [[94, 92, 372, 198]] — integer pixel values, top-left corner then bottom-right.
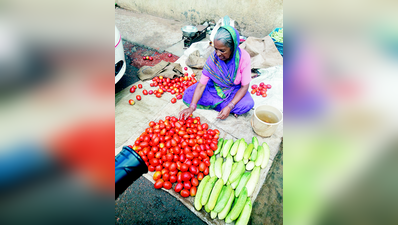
[[115, 7, 283, 225]]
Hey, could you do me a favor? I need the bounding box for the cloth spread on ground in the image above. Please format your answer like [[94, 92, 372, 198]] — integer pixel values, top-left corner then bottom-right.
[[239, 36, 283, 69], [138, 60, 184, 81]]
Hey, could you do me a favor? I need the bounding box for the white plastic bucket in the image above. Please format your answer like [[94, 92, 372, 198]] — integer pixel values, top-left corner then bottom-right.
[[251, 105, 283, 137]]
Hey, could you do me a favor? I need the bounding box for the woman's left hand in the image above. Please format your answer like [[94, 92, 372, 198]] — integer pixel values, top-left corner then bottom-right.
[[217, 106, 232, 120]]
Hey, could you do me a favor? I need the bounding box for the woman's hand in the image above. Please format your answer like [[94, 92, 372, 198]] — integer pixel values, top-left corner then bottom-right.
[[179, 107, 195, 120], [217, 106, 232, 120]]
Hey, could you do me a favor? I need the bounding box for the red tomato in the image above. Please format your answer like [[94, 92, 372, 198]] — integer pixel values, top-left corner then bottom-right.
[[169, 162, 177, 171], [184, 181, 192, 190], [149, 56, 153, 61], [191, 177, 199, 187], [149, 158, 159, 166], [190, 186, 197, 197], [136, 95, 142, 101], [154, 179, 164, 189], [262, 93, 267, 97], [259, 82, 265, 87], [163, 181, 172, 189], [171, 98, 177, 104], [266, 84, 272, 89], [179, 154, 186, 162], [251, 84, 258, 89], [177, 172, 182, 183], [192, 151, 199, 158], [251, 89, 256, 94], [199, 151, 207, 159], [148, 165, 155, 172], [162, 173, 170, 181], [138, 84, 143, 89], [143, 56, 146, 60], [206, 150, 214, 157], [180, 189, 190, 198], [155, 165, 162, 171], [156, 93, 162, 98], [180, 163, 189, 172], [166, 153, 173, 162], [192, 158, 200, 166], [203, 159, 210, 167], [130, 87, 136, 93], [198, 162, 206, 172], [189, 165, 199, 175], [169, 175, 177, 183], [161, 168, 169, 175], [143, 90, 148, 95], [181, 172, 191, 182], [202, 123, 209, 130], [163, 161, 171, 169], [186, 152, 194, 160], [176, 94, 182, 99], [197, 172, 204, 181], [174, 182, 183, 192], [210, 143, 218, 151], [203, 167, 209, 175], [169, 169, 178, 176]]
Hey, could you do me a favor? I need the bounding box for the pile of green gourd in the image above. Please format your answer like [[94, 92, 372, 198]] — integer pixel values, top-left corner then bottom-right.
[[194, 137, 270, 225]]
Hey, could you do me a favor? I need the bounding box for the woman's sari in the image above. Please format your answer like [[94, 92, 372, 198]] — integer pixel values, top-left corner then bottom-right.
[[183, 26, 254, 115]]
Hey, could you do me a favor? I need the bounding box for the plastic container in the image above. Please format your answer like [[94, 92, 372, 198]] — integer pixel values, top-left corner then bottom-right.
[[251, 105, 283, 137], [269, 27, 283, 57], [115, 146, 148, 199]]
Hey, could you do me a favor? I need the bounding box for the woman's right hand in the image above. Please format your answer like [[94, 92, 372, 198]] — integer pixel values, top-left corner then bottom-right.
[[179, 107, 195, 120]]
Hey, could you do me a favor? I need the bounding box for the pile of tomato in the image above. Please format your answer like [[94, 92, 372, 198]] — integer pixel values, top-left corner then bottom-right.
[[129, 74, 197, 105], [130, 115, 219, 198], [250, 82, 272, 98]]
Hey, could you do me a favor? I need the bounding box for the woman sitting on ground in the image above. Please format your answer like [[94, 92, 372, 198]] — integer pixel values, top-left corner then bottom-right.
[[179, 25, 254, 120]]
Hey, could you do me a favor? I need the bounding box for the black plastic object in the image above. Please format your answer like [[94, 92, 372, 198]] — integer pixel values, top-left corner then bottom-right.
[[115, 146, 148, 199]]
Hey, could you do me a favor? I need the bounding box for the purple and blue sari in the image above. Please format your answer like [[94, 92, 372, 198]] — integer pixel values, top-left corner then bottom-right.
[[183, 26, 254, 115]]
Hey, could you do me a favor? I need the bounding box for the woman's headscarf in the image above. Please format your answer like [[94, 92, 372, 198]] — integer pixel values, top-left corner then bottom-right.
[[203, 25, 241, 99]]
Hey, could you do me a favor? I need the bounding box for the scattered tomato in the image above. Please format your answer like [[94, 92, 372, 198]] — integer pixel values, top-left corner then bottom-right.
[[129, 99, 135, 105], [130, 86, 136, 93], [149, 90, 154, 95], [184, 67, 188, 71], [143, 90, 148, 95], [168, 53, 172, 57], [149, 56, 153, 61], [266, 84, 272, 89], [171, 98, 177, 104]]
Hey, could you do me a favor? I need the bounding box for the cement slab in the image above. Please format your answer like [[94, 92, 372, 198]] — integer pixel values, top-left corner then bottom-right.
[[115, 7, 187, 52]]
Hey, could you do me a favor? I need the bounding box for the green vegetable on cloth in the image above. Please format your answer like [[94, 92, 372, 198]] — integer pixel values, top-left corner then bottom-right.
[[271, 28, 283, 43]]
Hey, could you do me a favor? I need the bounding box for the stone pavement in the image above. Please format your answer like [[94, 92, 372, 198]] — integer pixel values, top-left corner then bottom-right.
[[115, 8, 283, 225]]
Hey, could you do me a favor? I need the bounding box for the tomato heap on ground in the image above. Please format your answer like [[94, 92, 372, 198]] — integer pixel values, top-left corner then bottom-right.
[[130, 115, 219, 198], [129, 74, 197, 104], [250, 82, 272, 98]]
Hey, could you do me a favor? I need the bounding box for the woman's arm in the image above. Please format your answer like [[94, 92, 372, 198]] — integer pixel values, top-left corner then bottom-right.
[[217, 84, 249, 120], [179, 83, 206, 120]]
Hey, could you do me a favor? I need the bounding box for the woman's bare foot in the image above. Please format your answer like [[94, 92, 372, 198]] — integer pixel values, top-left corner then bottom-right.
[[233, 113, 238, 118]]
